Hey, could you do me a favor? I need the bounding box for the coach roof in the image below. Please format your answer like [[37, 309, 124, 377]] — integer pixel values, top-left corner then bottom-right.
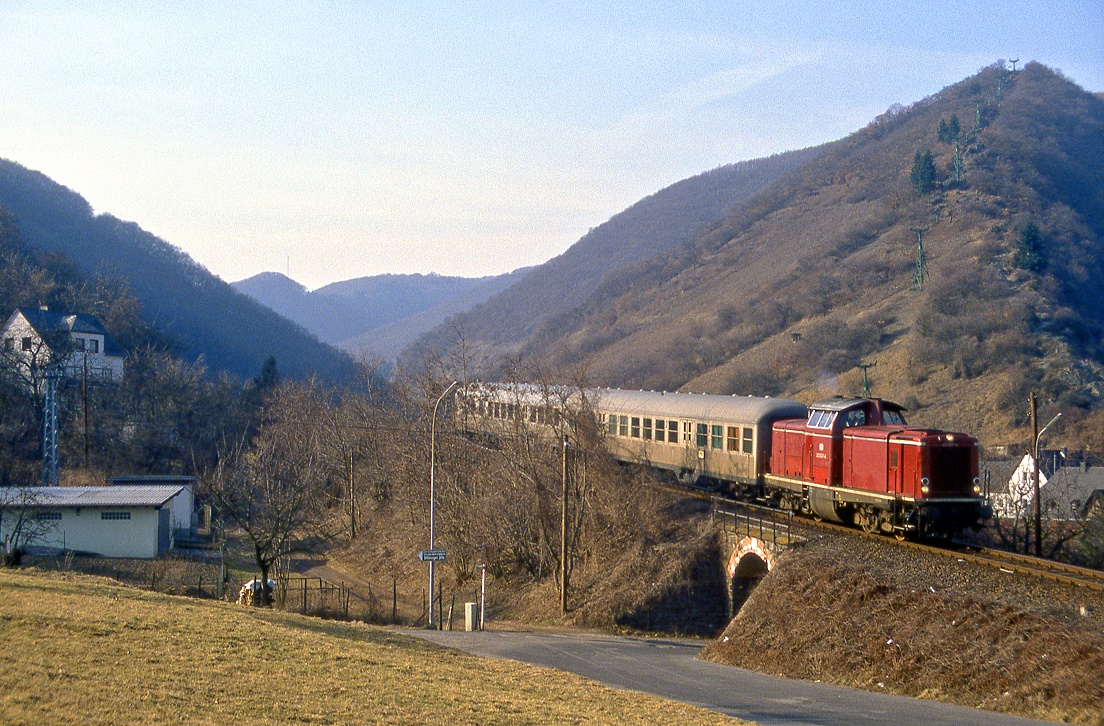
[[595, 388, 807, 424]]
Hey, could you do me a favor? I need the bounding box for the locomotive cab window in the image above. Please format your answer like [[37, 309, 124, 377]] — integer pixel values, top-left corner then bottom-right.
[[883, 410, 906, 425], [808, 411, 836, 429], [843, 409, 866, 428]]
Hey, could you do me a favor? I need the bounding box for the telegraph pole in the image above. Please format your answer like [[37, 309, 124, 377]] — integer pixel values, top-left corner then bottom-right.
[[560, 434, 569, 615], [1030, 392, 1040, 557]]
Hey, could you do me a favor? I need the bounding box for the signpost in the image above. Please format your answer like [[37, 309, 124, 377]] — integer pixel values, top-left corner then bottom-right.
[[419, 549, 446, 563]]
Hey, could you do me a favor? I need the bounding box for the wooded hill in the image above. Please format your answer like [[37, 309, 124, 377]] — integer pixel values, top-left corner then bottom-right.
[[421, 62, 1104, 449], [0, 160, 356, 382]]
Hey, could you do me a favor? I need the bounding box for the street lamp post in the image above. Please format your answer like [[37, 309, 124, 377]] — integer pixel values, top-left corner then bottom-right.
[[428, 380, 458, 628], [1030, 391, 1061, 558]]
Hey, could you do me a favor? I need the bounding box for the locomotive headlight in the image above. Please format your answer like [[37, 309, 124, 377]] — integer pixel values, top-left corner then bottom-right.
[[920, 477, 930, 494], [972, 477, 982, 494]]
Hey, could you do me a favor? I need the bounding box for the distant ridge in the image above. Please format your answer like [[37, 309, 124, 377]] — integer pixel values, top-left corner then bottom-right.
[[233, 267, 530, 359]]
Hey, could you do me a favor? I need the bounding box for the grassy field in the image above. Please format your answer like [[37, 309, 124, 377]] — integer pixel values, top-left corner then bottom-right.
[[0, 568, 748, 725]]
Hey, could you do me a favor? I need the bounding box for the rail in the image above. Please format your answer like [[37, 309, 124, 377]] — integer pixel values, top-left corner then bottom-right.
[[712, 497, 803, 550], [803, 517, 1104, 592]]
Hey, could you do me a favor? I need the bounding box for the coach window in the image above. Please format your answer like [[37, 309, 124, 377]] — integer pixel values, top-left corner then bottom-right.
[[607, 414, 617, 435], [643, 418, 652, 440], [711, 425, 723, 450], [727, 427, 738, 451], [631, 417, 641, 438], [742, 427, 754, 454], [669, 420, 679, 444], [619, 415, 629, 437], [695, 423, 708, 448]]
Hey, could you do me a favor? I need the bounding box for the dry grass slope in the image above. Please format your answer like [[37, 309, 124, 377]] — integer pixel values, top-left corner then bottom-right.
[[0, 569, 748, 726], [703, 536, 1104, 725]]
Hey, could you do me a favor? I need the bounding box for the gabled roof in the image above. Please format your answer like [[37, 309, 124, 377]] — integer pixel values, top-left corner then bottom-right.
[[5, 307, 126, 358], [0, 485, 183, 508]]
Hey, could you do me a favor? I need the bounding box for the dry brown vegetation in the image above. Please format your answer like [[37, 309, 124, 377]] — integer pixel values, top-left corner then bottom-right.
[[704, 534, 1104, 725], [197, 364, 727, 635], [0, 568, 748, 725]]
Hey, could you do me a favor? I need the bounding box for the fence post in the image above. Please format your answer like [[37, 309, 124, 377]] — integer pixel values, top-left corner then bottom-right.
[[393, 578, 398, 622]]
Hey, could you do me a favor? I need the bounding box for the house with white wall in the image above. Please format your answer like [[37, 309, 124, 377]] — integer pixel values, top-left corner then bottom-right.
[[1, 307, 126, 385], [0, 484, 193, 558]]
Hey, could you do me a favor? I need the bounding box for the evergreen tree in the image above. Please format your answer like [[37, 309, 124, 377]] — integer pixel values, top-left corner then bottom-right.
[[1014, 222, 1044, 272], [910, 149, 937, 195]]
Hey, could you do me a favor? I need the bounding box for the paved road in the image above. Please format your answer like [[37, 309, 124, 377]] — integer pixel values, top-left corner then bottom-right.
[[402, 628, 1056, 726]]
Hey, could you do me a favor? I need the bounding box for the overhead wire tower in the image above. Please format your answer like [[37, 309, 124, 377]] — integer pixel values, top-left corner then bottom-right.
[[41, 368, 60, 486]]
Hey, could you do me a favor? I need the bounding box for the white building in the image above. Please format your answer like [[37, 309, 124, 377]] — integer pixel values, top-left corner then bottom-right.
[[0, 484, 193, 558], [1, 307, 126, 384]]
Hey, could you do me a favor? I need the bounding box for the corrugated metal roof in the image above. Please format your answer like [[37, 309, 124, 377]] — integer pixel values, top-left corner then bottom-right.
[[0, 485, 183, 508], [594, 388, 808, 424]]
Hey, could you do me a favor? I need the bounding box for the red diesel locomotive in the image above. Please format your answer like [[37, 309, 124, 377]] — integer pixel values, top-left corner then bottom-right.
[[765, 396, 987, 538]]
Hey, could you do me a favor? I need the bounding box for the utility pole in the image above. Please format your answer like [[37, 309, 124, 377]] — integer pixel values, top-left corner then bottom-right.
[[1030, 392, 1040, 557], [82, 354, 89, 467], [560, 434, 569, 616]]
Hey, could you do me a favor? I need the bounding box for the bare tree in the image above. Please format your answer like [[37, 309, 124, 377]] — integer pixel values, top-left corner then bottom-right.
[[204, 382, 341, 605], [0, 488, 58, 565]]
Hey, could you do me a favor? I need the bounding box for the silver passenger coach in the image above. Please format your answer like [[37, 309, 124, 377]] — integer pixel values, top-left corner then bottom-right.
[[594, 389, 807, 486]]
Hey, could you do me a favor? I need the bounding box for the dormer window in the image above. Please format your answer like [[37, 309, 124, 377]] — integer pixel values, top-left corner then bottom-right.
[[90, 339, 99, 354], [75, 338, 86, 351]]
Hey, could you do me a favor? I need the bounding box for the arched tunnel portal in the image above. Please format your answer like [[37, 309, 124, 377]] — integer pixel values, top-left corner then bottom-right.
[[725, 537, 774, 618]]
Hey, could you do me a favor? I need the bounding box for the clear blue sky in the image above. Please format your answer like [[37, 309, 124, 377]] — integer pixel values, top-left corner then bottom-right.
[[2, 1, 1101, 289]]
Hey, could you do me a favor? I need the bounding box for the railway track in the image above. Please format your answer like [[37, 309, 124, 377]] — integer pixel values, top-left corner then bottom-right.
[[658, 480, 1104, 593], [797, 517, 1104, 593]]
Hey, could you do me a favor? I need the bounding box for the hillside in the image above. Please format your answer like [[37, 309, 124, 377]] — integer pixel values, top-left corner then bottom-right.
[[0, 569, 742, 725], [233, 268, 529, 359], [464, 62, 1104, 447], [0, 160, 356, 382], [413, 146, 824, 359]]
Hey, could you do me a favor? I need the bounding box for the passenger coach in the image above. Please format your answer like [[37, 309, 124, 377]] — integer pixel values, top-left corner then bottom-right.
[[594, 388, 807, 488]]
